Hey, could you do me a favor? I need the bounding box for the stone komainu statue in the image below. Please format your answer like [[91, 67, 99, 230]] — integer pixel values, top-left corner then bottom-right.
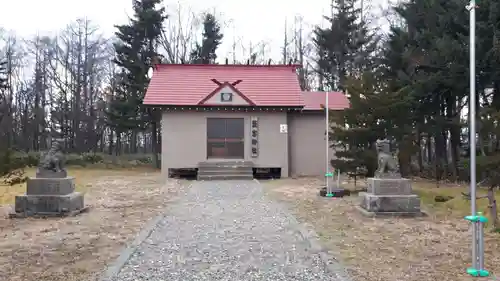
[[38, 138, 66, 173], [375, 139, 400, 177]]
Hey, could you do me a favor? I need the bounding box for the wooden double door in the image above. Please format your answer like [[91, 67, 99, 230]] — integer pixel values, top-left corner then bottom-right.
[[207, 118, 245, 159]]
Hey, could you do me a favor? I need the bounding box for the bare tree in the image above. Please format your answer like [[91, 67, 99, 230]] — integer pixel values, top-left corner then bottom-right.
[[160, 3, 201, 63], [292, 15, 314, 90], [34, 19, 112, 153], [0, 33, 26, 148], [282, 18, 292, 64]]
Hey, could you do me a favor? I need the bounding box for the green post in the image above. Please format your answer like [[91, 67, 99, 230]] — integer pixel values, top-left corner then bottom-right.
[[464, 211, 489, 277], [325, 171, 334, 197]]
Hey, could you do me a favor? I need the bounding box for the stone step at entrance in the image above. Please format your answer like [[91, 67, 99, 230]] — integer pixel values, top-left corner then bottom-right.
[[198, 170, 254, 176], [197, 160, 254, 168], [197, 160, 254, 181], [198, 174, 254, 181]]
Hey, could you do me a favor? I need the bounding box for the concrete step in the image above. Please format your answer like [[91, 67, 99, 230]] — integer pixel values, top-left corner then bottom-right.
[[198, 169, 253, 176], [198, 166, 253, 172], [198, 165, 254, 170], [198, 174, 254, 181], [198, 161, 254, 168]]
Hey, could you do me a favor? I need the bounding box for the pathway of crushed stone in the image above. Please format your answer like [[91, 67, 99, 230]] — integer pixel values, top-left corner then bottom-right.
[[108, 180, 349, 281]]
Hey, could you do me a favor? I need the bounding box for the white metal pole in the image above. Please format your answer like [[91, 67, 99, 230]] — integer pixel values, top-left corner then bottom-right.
[[468, 0, 478, 269], [326, 91, 330, 193]]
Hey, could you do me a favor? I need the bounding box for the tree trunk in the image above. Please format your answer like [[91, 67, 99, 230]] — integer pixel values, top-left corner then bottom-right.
[[416, 128, 423, 173], [108, 130, 114, 155], [488, 186, 499, 230], [131, 130, 137, 153], [447, 95, 460, 181], [426, 134, 432, 165]]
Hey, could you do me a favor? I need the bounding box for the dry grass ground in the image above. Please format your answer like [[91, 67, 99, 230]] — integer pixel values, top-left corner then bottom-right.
[[0, 167, 187, 281], [263, 177, 500, 281]]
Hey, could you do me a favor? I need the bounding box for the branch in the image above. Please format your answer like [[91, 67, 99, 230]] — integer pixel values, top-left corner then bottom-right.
[[160, 4, 200, 63], [461, 192, 489, 200]]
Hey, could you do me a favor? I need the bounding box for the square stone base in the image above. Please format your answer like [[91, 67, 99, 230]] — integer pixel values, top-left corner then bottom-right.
[[355, 205, 426, 217], [9, 206, 89, 218], [359, 192, 421, 213], [26, 177, 75, 195], [367, 177, 412, 195], [11, 192, 86, 218]]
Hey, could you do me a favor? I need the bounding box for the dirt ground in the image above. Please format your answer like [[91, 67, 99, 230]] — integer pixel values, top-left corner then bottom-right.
[[0, 168, 187, 281], [263, 177, 500, 281]]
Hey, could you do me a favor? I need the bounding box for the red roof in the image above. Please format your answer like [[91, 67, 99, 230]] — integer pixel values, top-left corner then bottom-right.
[[143, 64, 304, 106], [301, 91, 349, 110]]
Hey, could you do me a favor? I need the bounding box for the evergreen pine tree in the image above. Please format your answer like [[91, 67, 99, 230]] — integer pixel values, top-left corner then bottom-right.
[[105, 71, 142, 146], [190, 13, 224, 64], [313, 0, 377, 91], [382, 0, 470, 177], [108, 0, 166, 165], [330, 72, 387, 177], [314, 0, 380, 176]]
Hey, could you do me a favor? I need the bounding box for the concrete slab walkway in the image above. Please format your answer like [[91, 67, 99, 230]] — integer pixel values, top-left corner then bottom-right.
[[102, 180, 350, 281]]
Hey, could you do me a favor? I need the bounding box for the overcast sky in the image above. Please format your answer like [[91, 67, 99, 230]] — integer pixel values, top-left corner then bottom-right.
[[0, 0, 390, 62]]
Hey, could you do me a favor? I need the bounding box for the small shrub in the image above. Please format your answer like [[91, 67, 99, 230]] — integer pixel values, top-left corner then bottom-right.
[[0, 149, 29, 177], [3, 168, 28, 185], [0, 150, 157, 172], [434, 195, 454, 202], [25, 152, 41, 167], [66, 154, 87, 167], [81, 153, 104, 164], [136, 155, 152, 164], [460, 155, 500, 183]]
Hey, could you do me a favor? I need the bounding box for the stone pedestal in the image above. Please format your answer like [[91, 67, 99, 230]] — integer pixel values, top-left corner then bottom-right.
[[36, 170, 67, 178], [11, 176, 88, 218], [367, 177, 412, 195], [357, 177, 424, 217]]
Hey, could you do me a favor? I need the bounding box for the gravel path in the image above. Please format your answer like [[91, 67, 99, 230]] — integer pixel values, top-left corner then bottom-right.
[[109, 180, 349, 281]]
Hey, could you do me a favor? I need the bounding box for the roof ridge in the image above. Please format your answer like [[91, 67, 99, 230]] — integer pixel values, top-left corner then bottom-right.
[[157, 64, 300, 68], [302, 91, 345, 94]]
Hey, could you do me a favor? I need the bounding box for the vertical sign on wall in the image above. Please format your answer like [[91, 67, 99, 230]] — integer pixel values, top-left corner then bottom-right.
[[251, 117, 258, 157]]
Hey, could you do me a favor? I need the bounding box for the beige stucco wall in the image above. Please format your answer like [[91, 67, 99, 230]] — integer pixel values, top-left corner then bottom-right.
[[161, 110, 289, 178], [288, 111, 336, 177]]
